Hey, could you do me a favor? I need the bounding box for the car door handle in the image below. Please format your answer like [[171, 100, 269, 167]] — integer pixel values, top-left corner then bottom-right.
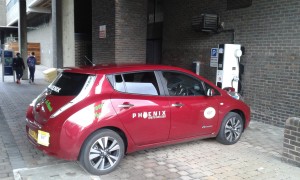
[[171, 103, 184, 107], [118, 104, 134, 108]]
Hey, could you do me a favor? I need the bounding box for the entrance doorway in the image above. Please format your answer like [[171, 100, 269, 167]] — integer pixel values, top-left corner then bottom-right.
[[146, 0, 163, 64], [146, 39, 162, 64]]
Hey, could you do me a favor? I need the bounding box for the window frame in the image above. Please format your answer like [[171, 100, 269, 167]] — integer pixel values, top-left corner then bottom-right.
[[107, 70, 164, 96], [158, 70, 220, 97], [48, 72, 90, 96]]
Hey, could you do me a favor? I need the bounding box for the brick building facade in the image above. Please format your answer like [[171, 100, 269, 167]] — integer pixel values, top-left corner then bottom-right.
[[92, 0, 147, 64], [89, 0, 300, 127], [2, 0, 299, 127], [161, 0, 300, 127]]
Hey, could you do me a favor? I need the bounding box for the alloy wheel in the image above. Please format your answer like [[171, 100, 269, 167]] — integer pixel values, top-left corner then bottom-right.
[[89, 136, 121, 171], [224, 117, 242, 142]]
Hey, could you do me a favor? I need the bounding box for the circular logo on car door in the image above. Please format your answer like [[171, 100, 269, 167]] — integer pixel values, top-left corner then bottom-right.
[[204, 107, 216, 119]]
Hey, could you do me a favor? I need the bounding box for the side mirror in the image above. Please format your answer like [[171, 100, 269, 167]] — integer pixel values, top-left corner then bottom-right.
[[206, 88, 215, 96]]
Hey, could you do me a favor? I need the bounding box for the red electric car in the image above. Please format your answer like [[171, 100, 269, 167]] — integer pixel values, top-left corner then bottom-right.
[[25, 64, 250, 175]]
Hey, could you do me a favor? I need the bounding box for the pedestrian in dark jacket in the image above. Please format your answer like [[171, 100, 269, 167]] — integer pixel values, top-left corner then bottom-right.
[[12, 52, 25, 84], [27, 52, 37, 84]]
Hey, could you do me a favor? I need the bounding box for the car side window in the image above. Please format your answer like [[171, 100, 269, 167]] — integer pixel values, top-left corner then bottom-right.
[[162, 71, 206, 96], [113, 71, 160, 95]]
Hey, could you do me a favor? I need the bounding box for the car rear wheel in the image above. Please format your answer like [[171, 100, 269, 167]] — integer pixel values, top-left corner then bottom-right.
[[216, 112, 244, 145], [79, 129, 125, 175]]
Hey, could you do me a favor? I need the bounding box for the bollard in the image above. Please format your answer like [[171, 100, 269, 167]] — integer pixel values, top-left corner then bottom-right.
[[282, 117, 300, 167]]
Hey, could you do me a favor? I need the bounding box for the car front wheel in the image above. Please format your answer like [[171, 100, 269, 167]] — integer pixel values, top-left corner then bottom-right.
[[79, 129, 125, 175], [216, 112, 244, 145]]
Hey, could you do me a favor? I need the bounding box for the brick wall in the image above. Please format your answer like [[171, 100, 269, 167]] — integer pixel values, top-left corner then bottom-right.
[[92, 0, 147, 64], [162, 0, 227, 82], [162, 0, 300, 127], [92, 0, 116, 64], [283, 117, 300, 167], [115, 0, 147, 64]]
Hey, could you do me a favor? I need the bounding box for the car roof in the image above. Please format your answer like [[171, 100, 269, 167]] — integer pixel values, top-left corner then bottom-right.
[[62, 63, 223, 94], [62, 64, 193, 75]]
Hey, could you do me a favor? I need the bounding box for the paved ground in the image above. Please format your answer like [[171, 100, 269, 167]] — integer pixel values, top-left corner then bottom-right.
[[0, 64, 299, 180]]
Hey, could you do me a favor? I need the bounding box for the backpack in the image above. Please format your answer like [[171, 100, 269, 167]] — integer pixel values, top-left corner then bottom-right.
[[27, 56, 36, 67]]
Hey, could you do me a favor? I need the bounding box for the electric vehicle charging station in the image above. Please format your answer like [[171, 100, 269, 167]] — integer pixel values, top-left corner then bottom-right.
[[216, 44, 242, 92]]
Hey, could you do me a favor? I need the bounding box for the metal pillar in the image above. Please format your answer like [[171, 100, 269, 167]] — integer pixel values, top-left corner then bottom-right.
[[19, 0, 28, 79], [52, 0, 63, 68]]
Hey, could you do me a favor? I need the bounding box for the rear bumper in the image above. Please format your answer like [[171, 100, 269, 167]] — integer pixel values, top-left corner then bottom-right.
[[25, 117, 79, 160]]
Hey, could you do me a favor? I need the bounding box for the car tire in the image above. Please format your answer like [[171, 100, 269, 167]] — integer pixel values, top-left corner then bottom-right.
[[79, 129, 125, 175], [216, 112, 244, 145]]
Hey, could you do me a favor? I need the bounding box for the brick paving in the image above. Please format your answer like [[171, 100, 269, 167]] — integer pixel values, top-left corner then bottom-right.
[[0, 64, 299, 180]]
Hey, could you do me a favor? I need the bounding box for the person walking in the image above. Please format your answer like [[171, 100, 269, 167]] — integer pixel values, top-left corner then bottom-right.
[[27, 52, 37, 84], [12, 52, 25, 84]]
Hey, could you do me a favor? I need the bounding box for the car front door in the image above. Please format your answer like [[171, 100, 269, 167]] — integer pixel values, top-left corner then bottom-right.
[[161, 71, 220, 140], [109, 71, 170, 146]]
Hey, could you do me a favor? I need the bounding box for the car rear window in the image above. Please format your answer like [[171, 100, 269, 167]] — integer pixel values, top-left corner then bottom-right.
[[48, 72, 89, 96]]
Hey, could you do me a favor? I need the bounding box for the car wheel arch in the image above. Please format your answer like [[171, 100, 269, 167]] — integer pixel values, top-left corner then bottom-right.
[[77, 126, 128, 161], [216, 109, 246, 134], [229, 109, 246, 131], [216, 111, 245, 145]]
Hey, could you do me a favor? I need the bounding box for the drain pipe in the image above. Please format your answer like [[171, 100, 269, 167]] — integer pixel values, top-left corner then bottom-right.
[[222, 29, 235, 44]]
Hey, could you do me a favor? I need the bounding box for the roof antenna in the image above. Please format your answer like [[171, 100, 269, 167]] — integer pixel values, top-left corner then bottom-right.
[[84, 56, 96, 67]]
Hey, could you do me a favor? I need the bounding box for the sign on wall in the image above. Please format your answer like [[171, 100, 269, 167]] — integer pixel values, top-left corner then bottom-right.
[[210, 48, 218, 67], [99, 25, 106, 39]]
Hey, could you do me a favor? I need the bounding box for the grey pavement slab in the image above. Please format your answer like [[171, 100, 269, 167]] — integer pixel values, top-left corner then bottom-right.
[[0, 63, 299, 179]]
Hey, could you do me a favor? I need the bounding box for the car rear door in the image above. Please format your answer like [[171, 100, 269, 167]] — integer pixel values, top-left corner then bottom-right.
[[109, 71, 171, 146], [161, 71, 220, 140]]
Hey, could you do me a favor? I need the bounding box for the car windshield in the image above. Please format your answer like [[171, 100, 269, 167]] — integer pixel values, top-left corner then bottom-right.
[[48, 72, 89, 96]]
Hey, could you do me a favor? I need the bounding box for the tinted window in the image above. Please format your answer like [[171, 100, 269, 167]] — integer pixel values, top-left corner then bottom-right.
[[48, 72, 89, 96], [162, 71, 206, 96], [113, 72, 159, 95]]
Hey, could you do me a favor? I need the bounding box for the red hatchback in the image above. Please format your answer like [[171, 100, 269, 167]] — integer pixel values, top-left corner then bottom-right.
[[25, 64, 250, 175]]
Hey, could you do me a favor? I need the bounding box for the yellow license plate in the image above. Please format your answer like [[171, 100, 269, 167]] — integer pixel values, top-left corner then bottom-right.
[[37, 130, 50, 147], [29, 128, 38, 141], [28, 129, 50, 147]]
